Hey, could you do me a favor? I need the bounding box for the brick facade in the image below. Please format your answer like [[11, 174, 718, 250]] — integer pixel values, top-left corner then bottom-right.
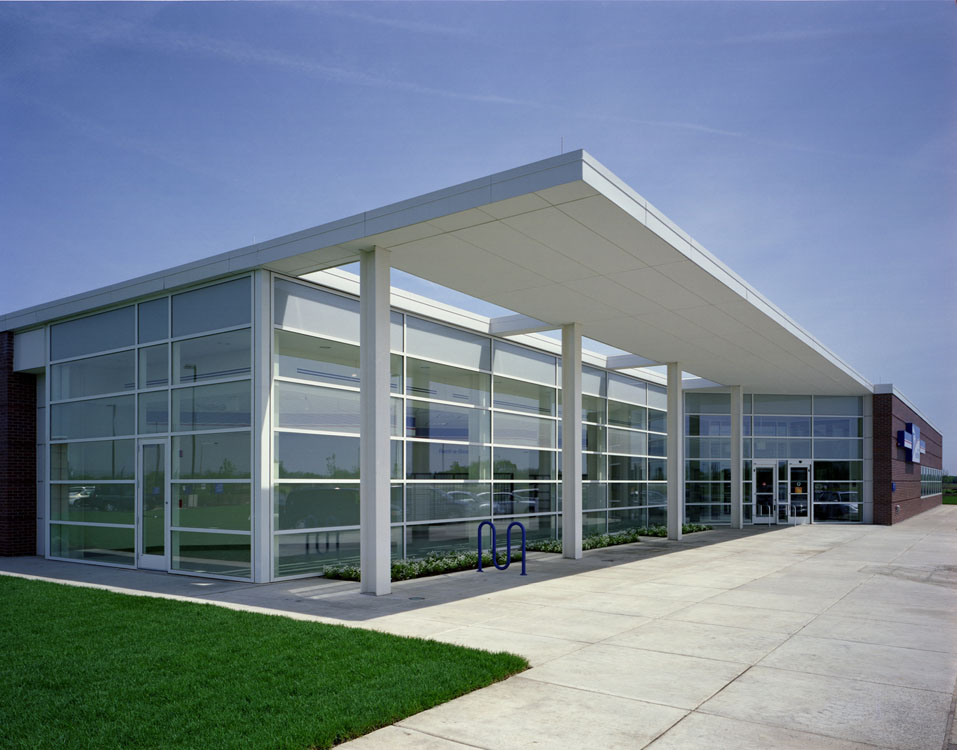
[[0, 331, 37, 555], [873, 392, 943, 525]]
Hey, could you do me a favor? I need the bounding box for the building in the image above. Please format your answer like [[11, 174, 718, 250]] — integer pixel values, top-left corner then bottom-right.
[[0, 151, 944, 594]]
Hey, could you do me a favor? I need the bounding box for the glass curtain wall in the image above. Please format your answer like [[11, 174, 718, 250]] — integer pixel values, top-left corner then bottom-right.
[[48, 277, 254, 577], [921, 467, 942, 497], [271, 276, 669, 579]]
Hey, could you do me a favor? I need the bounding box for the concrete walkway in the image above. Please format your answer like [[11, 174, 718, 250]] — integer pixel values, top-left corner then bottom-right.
[[3, 507, 956, 749]]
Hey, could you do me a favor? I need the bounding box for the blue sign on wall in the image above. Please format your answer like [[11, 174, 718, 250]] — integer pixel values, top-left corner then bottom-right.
[[897, 423, 926, 464]]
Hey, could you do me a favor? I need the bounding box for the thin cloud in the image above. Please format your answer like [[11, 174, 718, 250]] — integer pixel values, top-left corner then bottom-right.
[[305, 5, 477, 38]]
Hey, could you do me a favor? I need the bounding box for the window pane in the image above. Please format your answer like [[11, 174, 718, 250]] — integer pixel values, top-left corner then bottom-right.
[[275, 382, 360, 433], [274, 330, 401, 392], [753, 394, 812, 415], [52, 440, 134, 480], [647, 384, 667, 411], [173, 381, 251, 431], [494, 412, 555, 448], [753, 437, 788, 458], [647, 409, 667, 433], [406, 317, 490, 370], [391, 311, 403, 351], [51, 396, 134, 440], [814, 396, 863, 416], [491, 483, 557, 514], [493, 375, 556, 416], [493, 447, 555, 480], [610, 507, 657, 531], [583, 511, 607, 536], [50, 484, 134, 523], [174, 329, 251, 383], [493, 341, 555, 385], [583, 452, 605, 481], [173, 433, 250, 479], [405, 520, 492, 559], [813, 461, 862, 481], [686, 437, 731, 459], [50, 523, 134, 565], [275, 432, 358, 479], [138, 298, 169, 343], [582, 423, 604, 452], [648, 458, 667, 481], [789, 439, 812, 459], [139, 345, 169, 389], [406, 483, 492, 521], [406, 442, 489, 480], [686, 460, 730, 481], [609, 454, 646, 481], [608, 483, 646, 508], [406, 357, 489, 407], [581, 366, 606, 396], [172, 530, 250, 578], [51, 307, 134, 361], [813, 482, 862, 504], [813, 503, 861, 522], [582, 394, 605, 424], [648, 435, 667, 457], [753, 416, 811, 437], [608, 401, 646, 430], [275, 484, 360, 530], [274, 279, 358, 341], [52, 351, 135, 401], [607, 428, 647, 456], [813, 417, 862, 438], [406, 399, 489, 442], [583, 484, 606, 510], [138, 391, 169, 434], [685, 392, 730, 414], [172, 483, 251, 531], [814, 439, 863, 460], [607, 374, 646, 405], [172, 278, 251, 338], [686, 414, 730, 436], [274, 529, 361, 577]]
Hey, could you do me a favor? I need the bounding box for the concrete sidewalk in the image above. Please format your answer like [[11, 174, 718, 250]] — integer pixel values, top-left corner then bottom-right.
[[3, 507, 956, 749]]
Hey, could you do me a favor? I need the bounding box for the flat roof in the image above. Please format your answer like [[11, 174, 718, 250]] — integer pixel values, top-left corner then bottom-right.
[[1, 150, 874, 395]]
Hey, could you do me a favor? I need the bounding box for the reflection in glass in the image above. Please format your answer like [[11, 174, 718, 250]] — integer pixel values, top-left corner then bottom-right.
[[492, 341, 554, 385], [274, 484, 359, 529], [50, 523, 134, 565], [274, 279, 359, 341], [138, 297, 169, 343], [50, 483, 135, 523], [52, 350, 134, 401], [406, 317, 490, 370], [172, 278, 251, 338], [275, 382, 359, 433], [406, 400, 489, 442], [405, 483, 491, 521], [275, 432, 359, 479], [142, 443, 165, 556], [173, 433, 251, 479], [274, 529, 361, 577], [50, 306, 134, 361], [493, 375, 556, 416], [173, 381, 251, 431], [172, 483, 250, 531], [608, 401, 646, 430], [138, 391, 169, 434], [607, 428, 647, 456], [139, 345, 169, 389], [493, 447, 555, 481], [174, 329, 251, 383], [171, 530, 250, 578], [406, 442, 489, 480], [52, 440, 134, 480], [51, 396, 135, 440], [495, 412, 555, 448], [406, 358, 489, 407]]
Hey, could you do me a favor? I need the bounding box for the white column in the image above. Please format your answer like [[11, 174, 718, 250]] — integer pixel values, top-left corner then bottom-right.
[[360, 247, 392, 595], [252, 270, 273, 582], [730, 385, 743, 530], [561, 323, 583, 559], [666, 363, 684, 541]]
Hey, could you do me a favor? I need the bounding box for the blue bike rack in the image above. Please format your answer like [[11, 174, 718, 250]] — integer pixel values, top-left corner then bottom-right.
[[476, 520, 527, 576]]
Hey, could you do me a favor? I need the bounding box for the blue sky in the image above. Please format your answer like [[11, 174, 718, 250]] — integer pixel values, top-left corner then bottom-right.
[[1, 2, 955, 466]]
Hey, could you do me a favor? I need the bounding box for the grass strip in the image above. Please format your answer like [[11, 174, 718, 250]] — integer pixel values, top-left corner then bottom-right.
[[0, 576, 527, 750]]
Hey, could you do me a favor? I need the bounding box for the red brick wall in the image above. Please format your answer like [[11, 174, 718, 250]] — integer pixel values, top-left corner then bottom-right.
[[873, 393, 943, 525], [0, 331, 37, 555]]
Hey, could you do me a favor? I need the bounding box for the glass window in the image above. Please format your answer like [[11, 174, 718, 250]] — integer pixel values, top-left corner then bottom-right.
[[274, 330, 401, 392], [174, 329, 251, 384], [51, 440, 134, 480], [406, 442, 489, 480], [274, 279, 359, 341], [814, 396, 863, 416], [685, 392, 730, 414], [753, 394, 812, 415], [405, 520, 492, 559], [171, 530, 250, 578], [813, 417, 863, 438], [50, 484, 135, 523], [406, 400, 489, 443], [406, 357, 489, 407], [171, 483, 251, 531], [608, 483, 646, 508], [50, 523, 134, 565], [686, 437, 731, 459], [752, 437, 788, 459], [274, 432, 358, 479], [813, 482, 862, 505], [814, 439, 863, 460], [582, 423, 604, 452], [583, 484, 606, 510], [492, 483, 557, 515], [273, 529, 362, 577], [50, 306, 134, 361], [493, 447, 555, 480], [274, 484, 360, 529], [581, 394, 605, 424], [609, 454, 646, 481], [391, 311, 403, 351], [583, 511, 607, 536], [139, 345, 169, 389], [275, 382, 360, 434], [173, 433, 251, 479], [51, 351, 135, 401], [607, 374, 646, 405], [753, 416, 811, 437], [406, 483, 491, 521], [813, 503, 861, 523], [493, 375, 556, 416], [138, 298, 169, 343], [647, 409, 667, 433], [406, 317, 490, 370], [686, 414, 730, 436], [138, 391, 169, 434], [648, 435, 667, 457], [581, 366, 606, 396], [812, 461, 862, 481], [494, 412, 555, 449], [173, 381, 251, 431], [647, 384, 667, 411], [607, 428, 647, 456], [172, 278, 251, 338], [788, 439, 812, 459], [608, 401, 646, 430], [51, 395, 134, 440], [686, 460, 731, 481], [493, 341, 555, 385], [583, 452, 605, 481]]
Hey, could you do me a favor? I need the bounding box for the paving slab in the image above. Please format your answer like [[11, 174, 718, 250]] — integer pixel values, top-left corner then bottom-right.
[[607, 618, 788, 664], [798, 612, 957, 652], [664, 601, 816, 634]]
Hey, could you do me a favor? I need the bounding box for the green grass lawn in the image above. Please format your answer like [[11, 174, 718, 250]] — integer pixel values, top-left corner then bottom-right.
[[0, 576, 527, 750]]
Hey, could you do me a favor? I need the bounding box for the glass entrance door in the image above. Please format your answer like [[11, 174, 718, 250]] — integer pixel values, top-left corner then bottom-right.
[[788, 462, 810, 523], [753, 464, 777, 524], [138, 440, 169, 570]]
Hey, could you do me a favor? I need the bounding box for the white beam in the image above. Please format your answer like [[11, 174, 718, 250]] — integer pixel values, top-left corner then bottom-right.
[[359, 246, 392, 596], [667, 363, 684, 541], [682, 377, 725, 390], [605, 353, 659, 370], [730, 385, 743, 530], [489, 313, 553, 337], [562, 322, 583, 559]]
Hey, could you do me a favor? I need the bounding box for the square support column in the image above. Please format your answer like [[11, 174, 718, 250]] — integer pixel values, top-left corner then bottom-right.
[[359, 247, 392, 596], [730, 385, 743, 530], [666, 363, 684, 541], [561, 323, 583, 559]]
